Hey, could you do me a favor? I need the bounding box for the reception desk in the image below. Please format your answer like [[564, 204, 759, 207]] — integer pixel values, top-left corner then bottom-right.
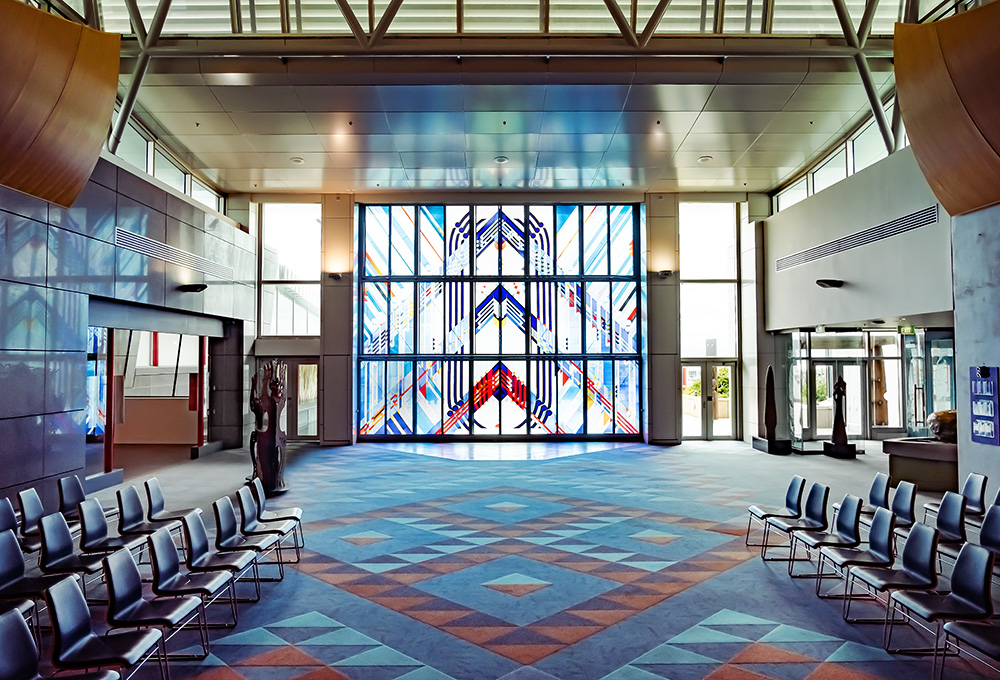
[[882, 438, 959, 492]]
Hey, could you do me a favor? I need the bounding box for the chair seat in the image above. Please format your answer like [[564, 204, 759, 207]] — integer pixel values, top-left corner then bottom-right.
[[768, 517, 825, 533], [0, 572, 67, 598], [157, 570, 230, 598], [60, 629, 162, 669], [0, 597, 33, 617], [820, 546, 893, 569], [151, 509, 197, 523], [121, 519, 180, 536], [190, 549, 254, 573], [246, 518, 296, 536], [944, 620, 1000, 659], [261, 507, 302, 523], [18, 535, 42, 553], [796, 530, 859, 550], [852, 565, 936, 592], [112, 595, 201, 628], [748, 504, 795, 521], [43, 553, 104, 575], [82, 535, 145, 555], [892, 590, 993, 622], [218, 532, 278, 553]]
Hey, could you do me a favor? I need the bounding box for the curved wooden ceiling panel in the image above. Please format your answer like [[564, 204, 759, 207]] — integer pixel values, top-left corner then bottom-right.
[[895, 1, 1000, 216], [0, 0, 119, 208]]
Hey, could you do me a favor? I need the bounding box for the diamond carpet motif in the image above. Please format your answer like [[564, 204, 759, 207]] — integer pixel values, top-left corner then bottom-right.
[[483, 573, 552, 597]]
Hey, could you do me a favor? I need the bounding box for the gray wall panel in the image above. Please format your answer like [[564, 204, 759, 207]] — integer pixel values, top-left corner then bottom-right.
[[118, 169, 167, 213], [46, 289, 88, 352], [44, 351, 87, 413], [115, 249, 167, 307], [89, 158, 118, 191], [49, 180, 117, 244], [0, 415, 45, 489], [0, 350, 45, 419], [0, 211, 48, 285], [43, 410, 86, 477], [0, 281, 47, 350], [47, 227, 116, 297], [0, 185, 47, 224], [117, 196, 167, 242]]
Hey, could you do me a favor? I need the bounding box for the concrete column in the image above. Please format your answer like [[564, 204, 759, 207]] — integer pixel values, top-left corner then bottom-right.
[[208, 319, 248, 449], [644, 193, 681, 445], [320, 194, 356, 445]]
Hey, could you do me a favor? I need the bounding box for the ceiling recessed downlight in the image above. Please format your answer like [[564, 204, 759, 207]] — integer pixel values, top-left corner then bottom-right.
[[290, 156, 305, 165], [494, 155, 509, 165], [697, 155, 714, 164]]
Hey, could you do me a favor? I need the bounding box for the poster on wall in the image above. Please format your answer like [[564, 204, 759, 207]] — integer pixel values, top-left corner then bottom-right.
[[970, 366, 1000, 446]]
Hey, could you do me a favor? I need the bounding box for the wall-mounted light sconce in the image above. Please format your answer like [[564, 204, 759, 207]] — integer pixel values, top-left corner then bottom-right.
[[815, 279, 844, 288], [176, 283, 208, 293], [328, 272, 343, 280], [657, 270, 673, 279]]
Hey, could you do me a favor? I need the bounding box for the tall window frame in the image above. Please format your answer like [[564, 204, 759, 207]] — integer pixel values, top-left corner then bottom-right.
[[356, 203, 645, 440]]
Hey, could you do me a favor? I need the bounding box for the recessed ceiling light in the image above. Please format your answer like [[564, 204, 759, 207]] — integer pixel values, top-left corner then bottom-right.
[[290, 156, 305, 165], [697, 155, 713, 164], [494, 155, 509, 165]]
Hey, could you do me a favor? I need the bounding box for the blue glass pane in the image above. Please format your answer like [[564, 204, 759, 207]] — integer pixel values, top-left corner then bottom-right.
[[501, 206, 526, 276], [558, 282, 582, 353], [530, 360, 557, 434], [359, 361, 385, 434], [615, 359, 640, 435], [609, 205, 633, 276], [558, 360, 585, 434], [390, 206, 415, 276], [418, 281, 444, 353], [530, 281, 556, 354], [389, 282, 414, 354], [528, 205, 555, 276], [365, 206, 390, 276], [475, 205, 499, 276], [445, 206, 471, 276], [585, 282, 611, 353], [555, 205, 579, 275], [416, 360, 442, 435], [362, 282, 388, 354], [419, 205, 445, 276], [583, 205, 609, 275], [443, 360, 470, 434], [612, 282, 638, 353], [587, 359, 614, 434], [386, 361, 413, 434]]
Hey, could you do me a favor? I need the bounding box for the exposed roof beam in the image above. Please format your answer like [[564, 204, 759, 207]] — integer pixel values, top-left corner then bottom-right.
[[638, 0, 674, 48], [333, 0, 370, 48], [369, 0, 406, 48], [601, 0, 640, 48]]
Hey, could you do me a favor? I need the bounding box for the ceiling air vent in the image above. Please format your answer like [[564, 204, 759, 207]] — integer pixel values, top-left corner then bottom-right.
[[116, 228, 234, 280], [775, 205, 938, 272]]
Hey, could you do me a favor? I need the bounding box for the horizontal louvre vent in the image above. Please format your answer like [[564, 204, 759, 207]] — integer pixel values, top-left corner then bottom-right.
[[775, 205, 938, 272], [116, 228, 234, 280]]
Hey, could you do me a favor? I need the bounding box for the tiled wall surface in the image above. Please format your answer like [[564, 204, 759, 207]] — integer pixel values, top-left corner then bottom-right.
[[0, 157, 256, 506]]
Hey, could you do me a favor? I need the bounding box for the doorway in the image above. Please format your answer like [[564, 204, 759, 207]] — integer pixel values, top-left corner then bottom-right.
[[682, 361, 737, 439], [811, 361, 865, 440], [260, 358, 319, 441]]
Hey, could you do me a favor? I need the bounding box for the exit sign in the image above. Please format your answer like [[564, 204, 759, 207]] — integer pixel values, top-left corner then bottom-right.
[[898, 324, 916, 335]]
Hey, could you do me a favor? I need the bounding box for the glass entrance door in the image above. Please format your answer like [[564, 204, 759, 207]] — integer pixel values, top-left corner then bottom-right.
[[262, 358, 319, 441], [682, 361, 736, 439], [812, 361, 864, 440]]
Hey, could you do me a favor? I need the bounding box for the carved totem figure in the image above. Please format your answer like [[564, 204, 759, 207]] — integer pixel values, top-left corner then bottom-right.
[[831, 374, 848, 446], [250, 360, 288, 496]]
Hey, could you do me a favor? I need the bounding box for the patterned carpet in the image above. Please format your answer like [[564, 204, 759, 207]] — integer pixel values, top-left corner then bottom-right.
[[168, 442, 993, 680]]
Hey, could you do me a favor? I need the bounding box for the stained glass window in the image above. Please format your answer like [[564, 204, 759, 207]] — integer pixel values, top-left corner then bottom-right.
[[358, 203, 643, 438]]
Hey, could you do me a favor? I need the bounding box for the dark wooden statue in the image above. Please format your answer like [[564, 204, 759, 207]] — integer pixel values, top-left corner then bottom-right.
[[823, 374, 857, 458], [250, 360, 289, 496], [753, 365, 791, 455]]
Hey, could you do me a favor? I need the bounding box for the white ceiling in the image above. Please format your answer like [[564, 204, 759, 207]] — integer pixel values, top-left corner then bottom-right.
[[128, 52, 895, 195]]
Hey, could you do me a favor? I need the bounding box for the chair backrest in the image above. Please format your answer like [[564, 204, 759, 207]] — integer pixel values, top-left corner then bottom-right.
[[148, 528, 181, 589], [803, 483, 830, 528], [16, 488, 43, 537], [182, 510, 211, 566], [784, 475, 806, 516], [0, 498, 17, 535], [58, 475, 86, 516], [936, 491, 968, 543], [104, 548, 145, 624], [39, 513, 75, 568], [0, 529, 26, 585], [869, 472, 890, 510], [835, 494, 863, 543], [963, 473, 989, 515], [236, 486, 261, 532], [900, 522, 939, 585], [0, 608, 40, 680], [144, 478, 166, 520], [979, 504, 1000, 556], [868, 507, 896, 563], [251, 478, 267, 518], [213, 496, 239, 548], [891, 481, 917, 526], [78, 498, 109, 550], [950, 543, 995, 615], [117, 486, 146, 532], [44, 576, 95, 666]]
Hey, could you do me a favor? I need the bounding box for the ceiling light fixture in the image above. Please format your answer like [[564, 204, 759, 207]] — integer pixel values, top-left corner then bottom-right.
[[177, 283, 208, 293], [290, 156, 305, 165], [494, 155, 509, 165], [697, 155, 713, 164], [658, 270, 673, 278]]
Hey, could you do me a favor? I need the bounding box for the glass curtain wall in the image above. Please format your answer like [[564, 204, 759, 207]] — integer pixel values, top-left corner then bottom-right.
[[357, 204, 644, 438]]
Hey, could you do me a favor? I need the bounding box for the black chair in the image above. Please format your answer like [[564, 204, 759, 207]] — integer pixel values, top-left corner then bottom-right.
[[249, 477, 304, 550], [45, 576, 165, 680], [0, 529, 65, 608], [15, 489, 46, 554], [746, 475, 805, 548], [0, 607, 119, 680], [923, 472, 987, 525], [0, 498, 19, 536], [118, 486, 181, 541], [888, 543, 994, 664], [967, 488, 1000, 531], [847, 522, 939, 647], [58, 475, 87, 523], [144, 478, 198, 524], [79, 499, 144, 557], [885, 480, 918, 544], [183, 510, 259, 602], [147, 528, 237, 628], [976, 504, 1000, 580], [789, 493, 862, 578], [235, 486, 298, 563], [941, 620, 1000, 679], [761, 482, 829, 562], [212, 497, 283, 581], [38, 514, 104, 599], [834, 472, 889, 522], [932, 491, 968, 570], [819, 507, 896, 601], [104, 548, 209, 660]]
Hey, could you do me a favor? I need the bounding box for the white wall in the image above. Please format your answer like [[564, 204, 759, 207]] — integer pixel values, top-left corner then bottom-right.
[[764, 148, 953, 331]]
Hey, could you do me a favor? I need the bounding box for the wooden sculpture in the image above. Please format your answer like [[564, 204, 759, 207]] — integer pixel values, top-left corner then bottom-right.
[[823, 375, 857, 458], [753, 365, 791, 455], [250, 360, 289, 496]]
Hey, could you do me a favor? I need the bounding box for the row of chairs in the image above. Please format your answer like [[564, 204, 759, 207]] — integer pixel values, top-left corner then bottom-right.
[[0, 475, 304, 680], [748, 472, 1000, 679]]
